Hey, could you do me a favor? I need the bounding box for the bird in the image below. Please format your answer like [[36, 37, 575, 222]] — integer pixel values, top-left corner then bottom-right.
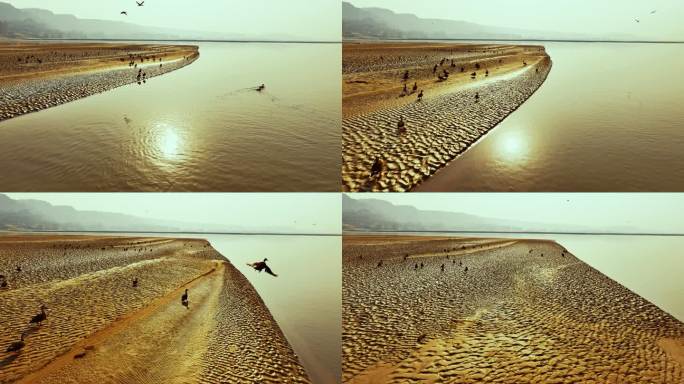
[[6, 333, 25, 353], [121, 11, 128, 15], [16, 265, 22, 272], [635, 18, 640, 23], [247, 258, 278, 277], [132, 278, 138, 288], [650, 10, 656, 14], [181, 288, 189, 308], [29, 305, 47, 326], [417, 90, 423, 102], [137, 1, 145, 6], [256, 84, 265, 92], [370, 157, 385, 178]]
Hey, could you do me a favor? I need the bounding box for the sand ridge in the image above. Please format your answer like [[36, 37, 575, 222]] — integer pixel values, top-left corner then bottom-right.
[[0, 234, 311, 383], [0, 42, 199, 122], [342, 235, 684, 383], [342, 43, 551, 192]]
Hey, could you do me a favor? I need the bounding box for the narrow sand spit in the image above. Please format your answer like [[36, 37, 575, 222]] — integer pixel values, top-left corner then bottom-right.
[[342, 235, 684, 383], [0, 234, 310, 384], [0, 42, 199, 122], [342, 43, 551, 192]]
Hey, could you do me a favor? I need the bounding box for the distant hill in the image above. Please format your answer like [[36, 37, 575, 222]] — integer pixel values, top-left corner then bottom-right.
[[0, 194, 182, 232], [0, 1, 234, 40], [342, 195, 607, 233], [343, 1, 595, 41]]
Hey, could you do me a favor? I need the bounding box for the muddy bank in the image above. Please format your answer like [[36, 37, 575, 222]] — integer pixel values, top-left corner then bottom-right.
[[342, 235, 684, 383], [0, 234, 309, 384], [342, 43, 551, 192], [0, 42, 199, 122]]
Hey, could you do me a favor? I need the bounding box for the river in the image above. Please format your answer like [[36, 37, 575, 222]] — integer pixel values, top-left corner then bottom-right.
[[0, 42, 341, 192]]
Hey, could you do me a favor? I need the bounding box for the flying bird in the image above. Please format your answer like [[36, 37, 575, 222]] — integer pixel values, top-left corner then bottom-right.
[[650, 10, 656, 14], [137, 1, 145, 6], [121, 11, 128, 15], [247, 258, 278, 277], [634, 18, 640, 23]]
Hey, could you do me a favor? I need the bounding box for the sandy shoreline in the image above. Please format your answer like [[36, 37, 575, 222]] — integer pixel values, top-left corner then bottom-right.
[[0, 234, 310, 383], [342, 235, 684, 383], [0, 42, 199, 122], [342, 42, 551, 192]]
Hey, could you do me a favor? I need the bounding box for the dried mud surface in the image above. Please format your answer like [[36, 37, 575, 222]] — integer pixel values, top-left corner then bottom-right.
[[0, 42, 199, 122], [0, 234, 310, 384], [342, 235, 684, 383]]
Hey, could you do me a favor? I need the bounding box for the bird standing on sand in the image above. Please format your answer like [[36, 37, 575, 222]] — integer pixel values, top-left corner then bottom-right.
[[132, 278, 138, 288], [417, 90, 423, 102], [181, 288, 189, 308], [247, 258, 278, 277], [377, 260, 383, 268], [29, 305, 47, 326], [6, 333, 26, 353], [397, 116, 406, 134], [16, 265, 21, 273], [370, 157, 385, 178]]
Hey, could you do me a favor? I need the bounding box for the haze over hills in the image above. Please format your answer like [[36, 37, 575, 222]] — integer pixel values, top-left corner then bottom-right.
[[342, 195, 640, 234], [343, 1, 632, 41], [0, 194, 309, 234], [0, 1, 295, 41]]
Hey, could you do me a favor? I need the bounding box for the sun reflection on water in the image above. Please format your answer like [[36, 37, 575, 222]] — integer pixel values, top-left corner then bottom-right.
[[155, 123, 183, 161], [495, 130, 529, 164]]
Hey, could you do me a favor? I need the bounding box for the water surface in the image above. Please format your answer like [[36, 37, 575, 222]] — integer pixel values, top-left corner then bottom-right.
[[418, 42, 684, 191], [0, 42, 340, 191]]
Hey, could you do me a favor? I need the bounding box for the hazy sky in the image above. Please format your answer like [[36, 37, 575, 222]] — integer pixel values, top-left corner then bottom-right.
[[6, 0, 340, 41], [350, 0, 684, 40], [6, 193, 341, 234], [350, 193, 684, 233]]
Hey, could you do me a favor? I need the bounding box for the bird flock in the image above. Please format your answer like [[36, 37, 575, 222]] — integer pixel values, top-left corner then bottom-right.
[[121, 1, 145, 16], [634, 9, 657, 23]]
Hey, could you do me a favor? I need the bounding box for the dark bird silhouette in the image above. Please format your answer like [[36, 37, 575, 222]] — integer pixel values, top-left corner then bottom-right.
[[441, 264, 445, 272], [132, 278, 138, 288], [137, 1, 145, 6], [464, 266, 469, 272], [634, 18, 640, 23], [377, 260, 383, 268], [247, 258, 278, 277], [397, 116, 406, 133], [256, 84, 265, 92], [417, 90, 423, 102], [181, 288, 189, 308], [6, 333, 25, 353], [121, 11, 128, 15], [650, 10, 656, 14], [29, 305, 47, 326], [16, 265, 21, 273]]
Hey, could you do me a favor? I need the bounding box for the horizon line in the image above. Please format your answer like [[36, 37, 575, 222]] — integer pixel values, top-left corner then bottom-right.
[[343, 230, 684, 237], [25, 38, 341, 44], [1, 229, 340, 237], [343, 37, 684, 44]]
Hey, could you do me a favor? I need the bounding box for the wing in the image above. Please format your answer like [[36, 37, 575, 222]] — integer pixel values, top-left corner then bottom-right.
[[264, 265, 278, 277]]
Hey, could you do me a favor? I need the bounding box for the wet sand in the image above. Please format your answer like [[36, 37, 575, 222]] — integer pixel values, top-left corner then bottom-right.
[[342, 42, 551, 192], [342, 235, 684, 383], [0, 234, 310, 384], [0, 42, 199, 122]]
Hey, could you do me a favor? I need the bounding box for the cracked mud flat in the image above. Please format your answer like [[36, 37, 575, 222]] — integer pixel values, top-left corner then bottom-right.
[[342, 235, 684, 383], [342, 43, 551, 192], [0, 42, 199, 122], [0, 234, 310, 384]]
